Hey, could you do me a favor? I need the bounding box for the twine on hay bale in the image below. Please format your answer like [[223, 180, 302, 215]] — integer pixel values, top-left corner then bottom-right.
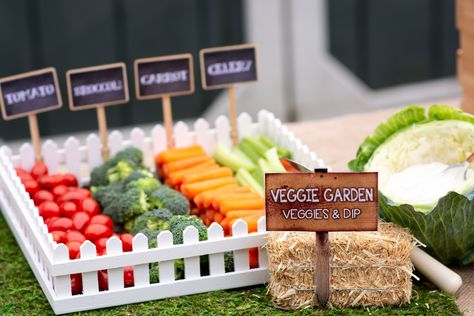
[[266, 223, 415, 309]]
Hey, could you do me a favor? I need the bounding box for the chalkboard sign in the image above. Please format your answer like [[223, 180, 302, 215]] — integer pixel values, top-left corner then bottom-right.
[[134, 54, 194, 99], [66, 63, 129, 111], [200, 44, 258, 89], [0, 68, 62, 120]]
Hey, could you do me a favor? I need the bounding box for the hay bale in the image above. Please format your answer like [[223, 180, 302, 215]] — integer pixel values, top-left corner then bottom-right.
[[267, 223, 415, 309]]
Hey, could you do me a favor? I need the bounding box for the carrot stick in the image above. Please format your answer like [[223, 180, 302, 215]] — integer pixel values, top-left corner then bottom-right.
[[249, 247, 259, 269], [182, 167, 233, 185], [220, 198, 264, 215], [203, 186, 251, 209], [189, 207, 200, 216], [181, 177, 237, 199], [225, 210, 265, 221], [156, 145, 206, 165], [211, 192, 261, 210], [167, 162, 219, 187], [206, 209, 216, 221], [162, 156, 215, 177], [214, 212, 224, 223], [193, 184, 239, 209], [220, 217, 231, 235], [229, 215, 262, 234]]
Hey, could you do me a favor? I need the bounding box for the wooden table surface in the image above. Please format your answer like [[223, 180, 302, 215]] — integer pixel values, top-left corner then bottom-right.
[[287, 106, 474, 315]]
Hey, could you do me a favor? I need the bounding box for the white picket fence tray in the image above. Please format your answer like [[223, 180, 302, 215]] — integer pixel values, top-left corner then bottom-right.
[[0, 110, 325, 314]]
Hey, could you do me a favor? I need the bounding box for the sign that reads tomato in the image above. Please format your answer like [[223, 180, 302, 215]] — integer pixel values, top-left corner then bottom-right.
[[134, 54, 194, 99], [200, 44, 258, 89], [0, 68, 62, 120], [265, 172, 378, 232], [66, 63, 129, 111]]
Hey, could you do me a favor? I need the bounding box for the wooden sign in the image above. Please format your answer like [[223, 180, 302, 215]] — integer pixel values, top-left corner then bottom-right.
[[134, 54, 194, 99], [266, 172, 378, 232], [0, 67, 62, 120]]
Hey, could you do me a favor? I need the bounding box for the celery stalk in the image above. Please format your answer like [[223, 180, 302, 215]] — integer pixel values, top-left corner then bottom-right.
[[242, 137, 268, 157], [260, 135, 292, 158], [213, 145, 255, 172], [265, 148, 286, 172], [239, 140, 261, 163], [236, 168, 264, 197]]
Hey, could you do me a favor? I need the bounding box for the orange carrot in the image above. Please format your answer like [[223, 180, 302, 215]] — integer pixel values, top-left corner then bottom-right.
[[213, 212, 224, 223], [280, 158, 300, 173], [220, 217, 231, 235], [200, 213, 207, 223], [162, 156, 215, 177], [182, 167, 233, 185], [156, 145, 206, 165], [167, 162, 219, 187], [220, 198, 264, 215], [203, 217, 212, 227], [211, 192, 261, 210], [249, 248, 259, 268], [193, 184, 239, 209], [189, 207, 200, 216], [229, 215, 261, 234], [225, 210, 265, 221], [203, 186, 251, 209], [206, 209, 216, 221], [181, 177, 237, 199]]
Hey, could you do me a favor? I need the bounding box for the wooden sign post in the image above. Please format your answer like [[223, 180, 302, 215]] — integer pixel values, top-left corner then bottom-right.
[[265, 171, 378, 308], [134, 54, 194, 148], [66, 63, 129, 160], [200, 44, 258, 145], [0, 68, 62, 162]]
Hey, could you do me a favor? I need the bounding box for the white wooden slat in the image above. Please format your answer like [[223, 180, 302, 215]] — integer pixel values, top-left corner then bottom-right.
[[183, 226, 200, 279], [64, 137, 81, 180], [194, 118, 213, 154], [106, 237, 124, 291], [207, 223, 225, 275], [215, 115, 232, 148], [42, 140, 60, 174], [86, 134, 103, 170], [80, 241, 99, 294], [53, 244, 72, 298], [132, 234, 149, 286], [151, 124, 167, 155], [0, 145, 13, 162], [19, 143, 35, 171], [231, 220, 250, 272], [257, 110, 269, 135], [109, 131, 124, 156], [174, 121, 193, 148], [237, 112, 253, 139], [157, 231, 175, 283], [257, 217, 268, 268], [130, 127, 147, 153]]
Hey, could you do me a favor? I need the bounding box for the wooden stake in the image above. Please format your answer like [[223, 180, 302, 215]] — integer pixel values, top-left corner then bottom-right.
[[227, 85, 238, 146], [96, 105, 110, 160], [315, 231, 330, 307], [28, 114, 42, 162], [162, 95, 174, 148]]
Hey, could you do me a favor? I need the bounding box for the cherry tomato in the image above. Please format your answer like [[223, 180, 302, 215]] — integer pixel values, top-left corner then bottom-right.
[[15, 167, 31, 179], [45, 216, 59, 227], [80, 198, 100, 217], [84, 224, 112, 242], [59, 201, 78, 218], [124, 266, 134, 287], [48, 217, 73, 232], [38, 201, 60, 218], [57, 191, 87, 206], [33, 190, 54, 206], [97, 266, 134, 290], [66, 230, 86, 243], [38, 174, 63, 190], [71, 273, 83, 295], [52, 185, 68, 200], [51, 230, 67, 244], [120, 234, 133, 252], [68, 187, 91, 197], [23, 179, 39, 197], [67, 240, 82, 259], [71, 212, 90, 232], [89, 214, 113, 230], [94, 237, 109, 253], [30, 162, 48, 179], [98, 269, 108, 291], [62, 173, 78, 187], [97, 248, 107, 256]]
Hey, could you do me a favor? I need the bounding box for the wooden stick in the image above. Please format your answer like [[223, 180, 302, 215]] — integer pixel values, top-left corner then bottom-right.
[[227, 85, 238, 146], [28, 114, 42, 162], [96, 105, 110, 160], [315, 231, 330, 307], [162, 95, 174, 148]]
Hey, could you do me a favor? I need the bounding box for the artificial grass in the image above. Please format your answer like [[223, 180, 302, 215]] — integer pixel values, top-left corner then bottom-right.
[[0, 214, 460, 316]]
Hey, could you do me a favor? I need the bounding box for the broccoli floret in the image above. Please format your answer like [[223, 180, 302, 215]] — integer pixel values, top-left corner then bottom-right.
[[122, 169, 155, 187], [92, 181, 125, 207], [148, 186, 189, 215], [137, 228, 161, 247], [103, 188, 149, 223], [114, 147, 143, 166], [149, 259, 185, 283], [169, 215, 207, 244], [126, 177, 161, 193], [130, 208, 172, 234], [107, 160, 135, 183], [224, 252, 234, 273]]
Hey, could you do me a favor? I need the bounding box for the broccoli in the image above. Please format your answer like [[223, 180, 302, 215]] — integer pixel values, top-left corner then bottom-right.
[[122, 169, 155, 187], [137, 228, 161, 247], [126, 177, 161, 193], [107, 160, 135, 183], [114, 147, 143, 166], [169, 215, 207, 244], [148, 186, 189, 215], [224, 252, 234, 273], [92, 181, 125, 207], [130, 208, 172, 234], [103, 188, 149, 223]]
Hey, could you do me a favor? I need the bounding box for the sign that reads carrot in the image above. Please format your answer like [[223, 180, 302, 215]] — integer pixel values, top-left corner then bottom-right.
[[265, 172, 378, 232]]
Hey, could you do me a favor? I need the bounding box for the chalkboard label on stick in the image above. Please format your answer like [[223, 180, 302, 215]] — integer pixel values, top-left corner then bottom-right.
[[134, 54, 194, 99], [265, 172, 378, 232], [0, 67, 62, 120], [200, 44, 258, 90], [66, 63, 129, 111]]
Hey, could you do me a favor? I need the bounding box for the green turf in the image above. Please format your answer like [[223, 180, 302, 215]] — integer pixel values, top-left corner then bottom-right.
[[0, 214, 460, 316]]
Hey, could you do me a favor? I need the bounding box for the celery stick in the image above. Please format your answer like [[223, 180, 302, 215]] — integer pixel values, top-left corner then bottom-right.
[[213, 145, 255, 172], [258, 158, 272, 174], [238, 141, 261, 164], [232, 147, 255, 169], [242, 137, 268, 157], [236, 168, 264, 197], [260, 135, 292, 159], [251, 168, 264, 186], [265, 148, 286, 172]]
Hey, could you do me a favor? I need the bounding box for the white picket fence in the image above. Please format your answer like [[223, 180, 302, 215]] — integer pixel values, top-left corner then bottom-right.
[[0, 110, 325, 314]]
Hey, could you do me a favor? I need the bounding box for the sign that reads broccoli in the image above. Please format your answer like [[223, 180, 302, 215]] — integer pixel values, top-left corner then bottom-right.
[[265, 172, 378, 232]]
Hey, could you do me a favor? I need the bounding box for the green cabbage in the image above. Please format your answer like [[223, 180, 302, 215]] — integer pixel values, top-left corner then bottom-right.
[[349, 104, 474, 265]]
